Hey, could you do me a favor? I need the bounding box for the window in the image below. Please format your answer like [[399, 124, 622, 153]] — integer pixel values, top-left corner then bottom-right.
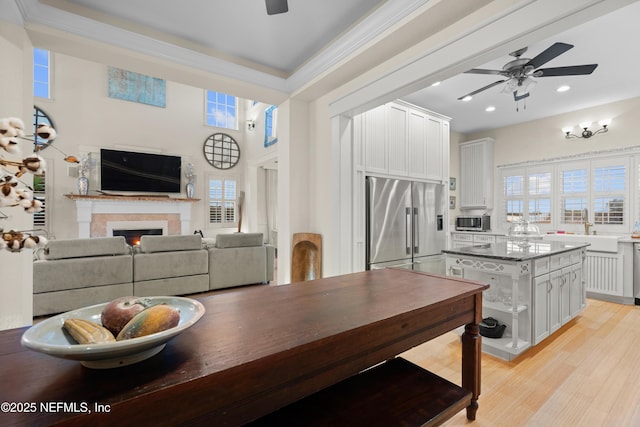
[[33, 48, 50, 99], [528, 172, 551, 224], [32, 106, 55, 230], [208, 177, 237, 225], [264, 105, 278, 147], [32, 174, 46, 228], [499, 154, 630, 233], [593, 163, 625, 225], [206, 91, 237, 129], [503, 174, 524, 223], [561, 167, 588, 224]]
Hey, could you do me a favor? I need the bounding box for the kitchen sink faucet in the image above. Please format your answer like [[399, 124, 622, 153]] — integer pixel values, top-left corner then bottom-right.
[[582, 208, 593, 235]]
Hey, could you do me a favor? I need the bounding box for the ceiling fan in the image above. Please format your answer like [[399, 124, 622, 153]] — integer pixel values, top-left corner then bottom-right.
[[457, 42, 598, 102], [266, 0, 289, 15]]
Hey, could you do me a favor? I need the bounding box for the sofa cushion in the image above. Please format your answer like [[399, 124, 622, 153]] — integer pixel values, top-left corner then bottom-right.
[[33, 283, 134, 316], [209, 246, 268, 289], [33, 255, 133, 293], [215, 233, 263, 249], [139, 235, 202, 253], [134, 275, 209, 297], [42, 236, 129, 260], [134, 249, 208, 282]]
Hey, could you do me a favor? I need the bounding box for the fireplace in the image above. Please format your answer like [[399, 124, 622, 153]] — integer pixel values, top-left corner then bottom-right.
[[113, 228, 163, 246], [67, 195, 196, 238]]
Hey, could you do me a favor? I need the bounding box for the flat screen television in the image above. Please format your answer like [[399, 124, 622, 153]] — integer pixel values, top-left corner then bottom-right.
[[100, 148, 181, 193]]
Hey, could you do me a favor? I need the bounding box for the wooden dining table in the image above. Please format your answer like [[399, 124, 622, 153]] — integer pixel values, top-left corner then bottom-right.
[[0, 268, 487, 426]]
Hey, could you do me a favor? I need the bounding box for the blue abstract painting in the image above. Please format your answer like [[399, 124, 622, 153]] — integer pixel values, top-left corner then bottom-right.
[[108, 67, 166, 107]]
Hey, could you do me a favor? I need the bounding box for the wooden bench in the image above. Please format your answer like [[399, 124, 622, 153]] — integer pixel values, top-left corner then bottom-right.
[[248, 357, 472, 426]]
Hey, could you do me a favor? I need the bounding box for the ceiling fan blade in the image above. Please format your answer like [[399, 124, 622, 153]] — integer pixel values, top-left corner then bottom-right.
[[535, 64, 598, 77], [457, 79, 507, 100], [464, 68, 507, 76], [525, 42, 573, 69], [266, 0, 288, 15]]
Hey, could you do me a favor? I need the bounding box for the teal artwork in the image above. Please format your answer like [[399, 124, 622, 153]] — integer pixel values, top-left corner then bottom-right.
[[108, 67, 166, 107]]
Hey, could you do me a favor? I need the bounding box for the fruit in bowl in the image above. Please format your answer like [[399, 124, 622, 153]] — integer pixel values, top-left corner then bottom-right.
[[101, 296, 150, 336], [63, 296, 182, 345], [116, 304, 180, 340]]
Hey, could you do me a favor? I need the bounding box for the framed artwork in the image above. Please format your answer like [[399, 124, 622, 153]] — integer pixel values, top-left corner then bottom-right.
[[449, 196, 456, 209], [449, 177, 456, 191], [108, 67, 166, 108]]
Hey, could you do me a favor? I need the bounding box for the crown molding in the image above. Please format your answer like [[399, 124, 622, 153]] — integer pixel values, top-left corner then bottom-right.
[[14, 0, 431, 97]]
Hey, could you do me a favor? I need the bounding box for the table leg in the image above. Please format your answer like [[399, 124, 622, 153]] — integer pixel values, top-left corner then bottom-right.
[[461, 294, 482, 420]]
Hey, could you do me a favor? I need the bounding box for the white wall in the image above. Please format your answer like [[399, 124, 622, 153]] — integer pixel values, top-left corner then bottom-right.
[[34, 52, 284, 240], [464, 96, 640, 167], [456, 96, 640, 232]]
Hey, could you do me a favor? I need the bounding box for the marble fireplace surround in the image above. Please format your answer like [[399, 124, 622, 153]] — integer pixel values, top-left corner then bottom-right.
[[66, 195, 198, 239]]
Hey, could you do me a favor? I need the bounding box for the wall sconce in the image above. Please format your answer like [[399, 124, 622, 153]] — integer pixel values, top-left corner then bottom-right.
[[563, 119, 611, 139], [247, 120, 256, 131]]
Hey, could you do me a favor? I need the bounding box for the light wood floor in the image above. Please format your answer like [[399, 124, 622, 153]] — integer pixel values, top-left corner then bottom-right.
[[401, 298, 640, 427]]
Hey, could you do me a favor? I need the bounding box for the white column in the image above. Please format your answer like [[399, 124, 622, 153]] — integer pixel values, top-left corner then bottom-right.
[[76, 200, 94, 238]]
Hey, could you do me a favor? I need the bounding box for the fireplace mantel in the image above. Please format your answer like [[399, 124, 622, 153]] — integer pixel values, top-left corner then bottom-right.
[[66, 194, 199, 238]]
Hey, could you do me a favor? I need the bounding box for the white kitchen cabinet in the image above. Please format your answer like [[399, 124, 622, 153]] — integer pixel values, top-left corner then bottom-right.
[[459, 138, 494, 209], [362, 101, 450, 182], [568, 262, 584, 316], [451, 232, 473, 248], [533, 274, 550, 344], [363, 104, 388, 175], [425, 115, 444, 181], [387, 102, 408, 177], [450, 232, 501, 248], [549, 269, 563, 334], [407, 108, 427, 179], [532, 252, 584, 345]]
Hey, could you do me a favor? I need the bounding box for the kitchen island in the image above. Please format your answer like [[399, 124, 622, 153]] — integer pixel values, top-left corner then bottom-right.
[[444, 241, 588, 361]]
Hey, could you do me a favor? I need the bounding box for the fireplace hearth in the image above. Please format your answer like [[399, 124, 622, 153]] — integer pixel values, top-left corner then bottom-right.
[[113, 228, 163, 246]]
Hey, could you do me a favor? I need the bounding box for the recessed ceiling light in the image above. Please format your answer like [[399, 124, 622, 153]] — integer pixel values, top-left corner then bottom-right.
[[431, 81, 441, 87], [461, 95, 472, 102], [485, 106, 496, 112], [557, 85, 571, 93]]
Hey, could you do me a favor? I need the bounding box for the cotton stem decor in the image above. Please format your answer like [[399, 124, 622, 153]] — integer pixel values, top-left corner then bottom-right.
[[0, 117, 56, 252]]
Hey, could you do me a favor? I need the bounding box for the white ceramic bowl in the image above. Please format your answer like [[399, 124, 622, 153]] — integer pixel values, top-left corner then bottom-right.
[[21, 296, 205, 369]]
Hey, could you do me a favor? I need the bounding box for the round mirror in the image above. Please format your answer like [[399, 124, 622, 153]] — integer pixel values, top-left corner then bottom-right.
[[203, 133, 240, 170]]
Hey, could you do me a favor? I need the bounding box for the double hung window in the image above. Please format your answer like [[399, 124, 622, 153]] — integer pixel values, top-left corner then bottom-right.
[[208, 177, 237, 225]]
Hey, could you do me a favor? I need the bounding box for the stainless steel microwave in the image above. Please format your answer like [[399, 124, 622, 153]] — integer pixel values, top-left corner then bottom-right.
[[455, 215, 490, 231]]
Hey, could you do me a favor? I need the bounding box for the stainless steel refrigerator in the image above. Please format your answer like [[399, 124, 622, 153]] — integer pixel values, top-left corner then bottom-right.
[[366, 176, 446, 274]]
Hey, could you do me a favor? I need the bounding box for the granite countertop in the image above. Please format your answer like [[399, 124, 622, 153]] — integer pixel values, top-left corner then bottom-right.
[[443, 241, 589, 261]]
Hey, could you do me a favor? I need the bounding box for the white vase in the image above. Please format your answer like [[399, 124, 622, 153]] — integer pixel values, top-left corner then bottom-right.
[[78, 175, 89, 195], [186, 181, 195, 198]]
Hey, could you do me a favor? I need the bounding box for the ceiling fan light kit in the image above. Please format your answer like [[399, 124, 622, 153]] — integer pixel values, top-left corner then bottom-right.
[[563, 119, 611, 139], [457, 42, 598, 107]]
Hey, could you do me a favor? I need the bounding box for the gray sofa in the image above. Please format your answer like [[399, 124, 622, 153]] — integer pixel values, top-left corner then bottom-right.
[[209, 233, 275, 290], [33, 237, 133, 316], [33, 233, 275, 316]]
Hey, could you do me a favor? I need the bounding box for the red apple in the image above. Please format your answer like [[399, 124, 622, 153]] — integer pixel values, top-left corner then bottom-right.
[[101, 296, 149, 337]]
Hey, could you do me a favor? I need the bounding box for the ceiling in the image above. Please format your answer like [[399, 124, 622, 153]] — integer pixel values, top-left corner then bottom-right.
[[20, 0, 640, 134], [402, 0, 640, 134], [45, 0, 388, 77]]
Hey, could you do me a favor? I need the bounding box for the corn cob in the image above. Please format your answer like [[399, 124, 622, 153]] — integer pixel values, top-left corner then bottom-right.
[[63, 318, 116, 344]]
